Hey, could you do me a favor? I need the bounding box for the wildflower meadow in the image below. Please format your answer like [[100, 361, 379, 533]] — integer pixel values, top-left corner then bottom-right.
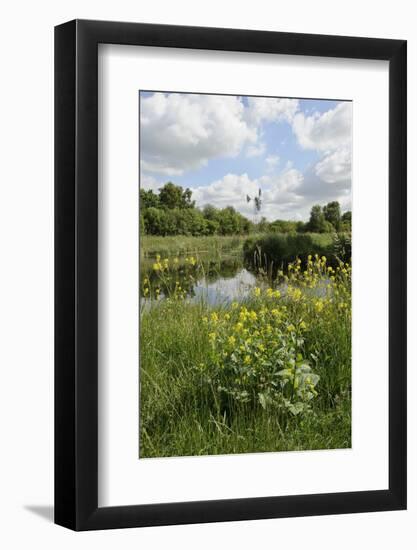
[[140, 252, 351, 457]]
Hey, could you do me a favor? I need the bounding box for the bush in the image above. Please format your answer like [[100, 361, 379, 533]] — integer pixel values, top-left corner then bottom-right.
[[243, 233, 334, 271], [202, 300, 320, 416]]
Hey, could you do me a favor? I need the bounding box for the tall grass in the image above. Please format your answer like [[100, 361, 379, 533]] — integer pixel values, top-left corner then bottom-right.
[[243, 233, 336, 272], [140, 256, 351, 458], [141, 234, 251, 259]]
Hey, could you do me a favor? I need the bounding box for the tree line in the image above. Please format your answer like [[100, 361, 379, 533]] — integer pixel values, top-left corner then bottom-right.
[[140, 182, 351, 236]]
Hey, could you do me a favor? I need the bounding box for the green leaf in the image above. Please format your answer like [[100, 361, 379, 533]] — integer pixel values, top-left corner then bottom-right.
[[258, 393, 267, 409]]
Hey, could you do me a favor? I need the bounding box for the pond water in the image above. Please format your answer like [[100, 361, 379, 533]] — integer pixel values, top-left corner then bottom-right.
[[185, 267, 256, 305], [140, 254, 259, 306], [141, 251, 331, 308]]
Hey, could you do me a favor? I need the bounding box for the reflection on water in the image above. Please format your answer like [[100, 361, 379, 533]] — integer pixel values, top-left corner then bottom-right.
[[190, 268, 256, 305], [140, 252, 330, 307], [140, 254, 260, 306]]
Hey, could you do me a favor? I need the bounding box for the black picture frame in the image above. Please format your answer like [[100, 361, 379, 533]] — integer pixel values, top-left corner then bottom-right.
[[55, 19, 407, 531]]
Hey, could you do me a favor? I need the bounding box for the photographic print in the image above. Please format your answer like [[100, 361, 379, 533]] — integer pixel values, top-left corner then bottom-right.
[[139, 91, 352, 459]]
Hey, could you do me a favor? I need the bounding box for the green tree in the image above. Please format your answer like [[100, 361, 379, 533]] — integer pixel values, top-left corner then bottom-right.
[[140, 188, 160, 209], [296, 221, 307, 233], [307, 205, 327, 233], [204, 219, 220, 235], [159, 182, 195, 209], [202, 204, 218, 221], [323, 201, 341, 231], [269, 219, 299, 234], [143, 207, 163, 235], [341, 210, 352, 231], [342, 211, 352, 223]]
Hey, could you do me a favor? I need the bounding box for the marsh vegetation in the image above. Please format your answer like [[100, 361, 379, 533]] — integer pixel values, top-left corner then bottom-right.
[[139, 235, 351, 457]]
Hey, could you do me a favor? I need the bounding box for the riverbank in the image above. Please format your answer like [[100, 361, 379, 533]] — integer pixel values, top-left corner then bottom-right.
[[141, 234, 250, 259], [140, 255, 352, 457]]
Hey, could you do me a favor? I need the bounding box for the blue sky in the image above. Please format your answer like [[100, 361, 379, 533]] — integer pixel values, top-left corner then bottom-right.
[[139, 92, 352, 221]]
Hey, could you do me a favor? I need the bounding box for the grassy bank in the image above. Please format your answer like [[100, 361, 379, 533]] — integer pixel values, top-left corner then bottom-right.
[[140, 256, 351, 457], [141, 234, 251, 259]]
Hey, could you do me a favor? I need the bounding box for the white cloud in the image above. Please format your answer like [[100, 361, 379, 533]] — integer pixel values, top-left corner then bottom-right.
[[140, 94, 352, 220], [246, 142, 266, 157], [191, 162, 350, 221], [140, 93, 257, 175], [246, 97, 299, 125], [314, 146, 351, 184], [140, 93, 301, 177], [140, 173, 161, 191], [265, 154, 280, 172], [193, 173, 259, 216], [192, 168, 307, 221], [292, 102, 352, 152], [291, 102, 352, 202], [261, 169, 306, 219]]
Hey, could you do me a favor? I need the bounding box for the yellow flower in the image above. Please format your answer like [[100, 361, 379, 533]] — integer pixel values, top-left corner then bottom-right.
[[210, 312, 219, 323], [235, 322, 244, 333], [228, 336, 236, 346], [224, 313, 230, 321], [299, 321, 307, 330], [273, 290, 281, 299], [253, 287, 261, 297], [152, 263, 160, 271], [314, 300, 324, 313], [208, 332, 216, 342], [231, 302, 238, 310], [249, 311, 257, 321], [271, 308, 279, 317], [202, 316, 208, 323], [287, 286, 302, 301], [143, 287, 149, 295], [244, 355, 251, 364], [287, 324, 296, 332], [173, 257, 179, 264], [239, 310, 248, 322], [266, 288, 274, 298]]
